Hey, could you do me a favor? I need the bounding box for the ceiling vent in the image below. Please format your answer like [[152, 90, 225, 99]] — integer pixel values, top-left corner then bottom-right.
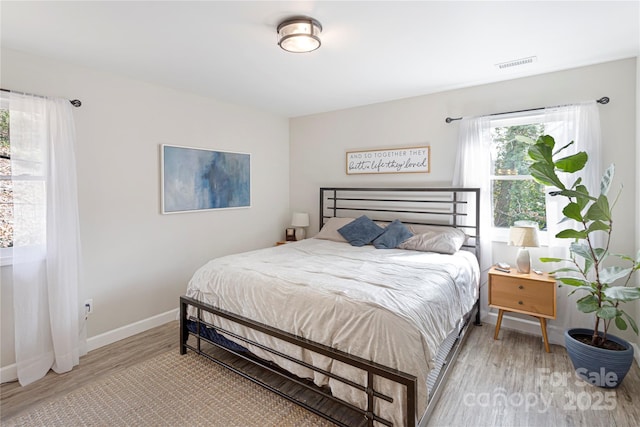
[[496, 56, 537, 70]]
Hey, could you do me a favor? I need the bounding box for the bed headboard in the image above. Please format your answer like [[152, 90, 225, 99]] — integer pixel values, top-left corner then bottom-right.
[[319, 187, 480, 256]]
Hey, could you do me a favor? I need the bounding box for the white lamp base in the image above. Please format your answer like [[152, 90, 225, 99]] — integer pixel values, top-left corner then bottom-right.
[[295, 227, 306, 241], [516, 247, 531, 274]]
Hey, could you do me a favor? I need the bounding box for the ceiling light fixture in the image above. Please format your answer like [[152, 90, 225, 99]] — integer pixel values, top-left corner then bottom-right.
[[277, 17, 322, 53]]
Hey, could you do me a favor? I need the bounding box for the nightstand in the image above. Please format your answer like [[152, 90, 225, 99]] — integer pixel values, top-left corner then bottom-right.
[[488, 267, 557, 352]]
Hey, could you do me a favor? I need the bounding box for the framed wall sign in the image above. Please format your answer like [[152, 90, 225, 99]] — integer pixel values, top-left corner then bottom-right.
[[161, 144, 251, 214], [346, 146, 430, 175]]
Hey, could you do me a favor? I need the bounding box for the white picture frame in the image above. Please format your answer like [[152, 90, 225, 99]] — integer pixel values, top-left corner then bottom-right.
[[346, 146, 430, 175]]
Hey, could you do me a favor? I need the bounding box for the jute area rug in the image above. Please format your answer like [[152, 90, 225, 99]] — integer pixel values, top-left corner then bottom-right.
[[4, 350, 335, 427]]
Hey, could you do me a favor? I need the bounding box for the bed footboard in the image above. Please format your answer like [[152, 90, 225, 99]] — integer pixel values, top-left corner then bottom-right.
[[180, 295, 418, 427]]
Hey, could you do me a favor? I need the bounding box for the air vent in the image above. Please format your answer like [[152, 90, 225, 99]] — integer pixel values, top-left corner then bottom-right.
[[496, 56, 537, 70]]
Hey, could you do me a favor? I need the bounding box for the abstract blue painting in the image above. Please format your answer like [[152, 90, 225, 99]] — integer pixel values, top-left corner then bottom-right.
[[162, 145, 250, 213]]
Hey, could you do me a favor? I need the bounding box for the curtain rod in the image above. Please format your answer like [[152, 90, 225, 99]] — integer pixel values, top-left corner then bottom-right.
[[444, 96, 609, 124], [0, 88, 82, 107]]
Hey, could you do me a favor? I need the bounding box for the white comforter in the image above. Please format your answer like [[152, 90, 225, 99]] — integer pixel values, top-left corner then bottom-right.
[[186, 238, 479, 426]]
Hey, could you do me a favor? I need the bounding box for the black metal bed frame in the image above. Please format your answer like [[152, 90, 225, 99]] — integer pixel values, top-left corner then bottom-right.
[[180, 187, 481, 427]]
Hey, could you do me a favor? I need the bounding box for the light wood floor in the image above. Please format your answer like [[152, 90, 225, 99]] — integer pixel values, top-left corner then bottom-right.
[[2, 321, 639, 426]]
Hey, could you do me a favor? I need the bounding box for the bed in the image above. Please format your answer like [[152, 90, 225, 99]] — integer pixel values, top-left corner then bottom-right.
[[180, 187, 481, 427]]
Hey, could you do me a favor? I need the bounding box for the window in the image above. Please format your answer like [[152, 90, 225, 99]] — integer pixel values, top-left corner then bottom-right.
[[0, 108, 10, 251], [0, 105, 47, 264], [489, 114, 547, 241]]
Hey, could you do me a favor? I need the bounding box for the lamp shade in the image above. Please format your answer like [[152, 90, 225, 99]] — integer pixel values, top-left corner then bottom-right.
[[291, 212, 310, 227], [277, 17, 322, 53], [509, 226, 540, 248]]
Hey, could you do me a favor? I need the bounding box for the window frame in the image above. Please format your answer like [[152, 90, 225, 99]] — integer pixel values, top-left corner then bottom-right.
[[488, 112, 549, 245], [0, 106, 10, 265]]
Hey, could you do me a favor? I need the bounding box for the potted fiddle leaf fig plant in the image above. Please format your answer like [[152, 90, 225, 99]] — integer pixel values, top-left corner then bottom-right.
[[522, 134, 640, 388]]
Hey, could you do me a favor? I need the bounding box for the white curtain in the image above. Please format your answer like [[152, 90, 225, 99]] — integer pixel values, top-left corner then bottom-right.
[[543, 102, 603, 333], [6, 91, 85, 386], [453, 102, 603, 339], [452, 116, 493, 276]]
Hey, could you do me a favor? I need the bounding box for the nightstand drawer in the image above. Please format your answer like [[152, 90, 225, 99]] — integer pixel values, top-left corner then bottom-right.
[[489, 275, 555, 317]]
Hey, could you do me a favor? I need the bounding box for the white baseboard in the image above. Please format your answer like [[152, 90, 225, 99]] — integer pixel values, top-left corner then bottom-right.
[[0, 308, 178, 384], [483, 311, 566, 347], [87, 308, 178, 352], [0, 363, 17, 384]]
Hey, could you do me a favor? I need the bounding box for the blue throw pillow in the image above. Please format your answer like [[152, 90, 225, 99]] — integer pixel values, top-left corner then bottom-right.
[[373, 220, 414, 249], [338, 215, 384, 246]]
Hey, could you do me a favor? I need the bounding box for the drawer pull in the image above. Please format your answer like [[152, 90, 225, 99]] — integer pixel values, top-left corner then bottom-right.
[[518, 285, 524, 290], [518, 301, 523, 305]]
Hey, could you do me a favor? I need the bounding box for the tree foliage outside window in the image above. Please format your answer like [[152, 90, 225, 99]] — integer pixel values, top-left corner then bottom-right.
[[0, 108, 11, 248], [491, 123, 547, 230]]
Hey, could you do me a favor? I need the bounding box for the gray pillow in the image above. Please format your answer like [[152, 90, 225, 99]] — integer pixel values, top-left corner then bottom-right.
[[372, 220, 413, 249], [398, 225, 467, 254], [338, 215, 384, 247], [314, 217, 355, 242]]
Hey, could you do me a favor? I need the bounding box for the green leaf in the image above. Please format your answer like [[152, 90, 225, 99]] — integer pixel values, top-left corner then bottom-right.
[[597, 306, 618, 320], [602, 286, 640, 301], [585, 194, 611, 222], [552, 188, 596, 202], [574, 184, 593, 209], [515, 135, 536, 145], [577, 295, 599, 313], [556, 229, 588, 239], [540, 257, 566, 263], [623, 311, 639, 335], [600, 164, 614, 196], [567, 285, 599, 296], [571, 242, 594, 261], [612, 251, 640, 263], [562, 203, 583, 222], [528, 142, 553, 163], [587, 221, 610, 233], [530, 162, 565, 189], [592, 247, 608, 263], [583, 258, 594, 276], [615, 316, 628, 330], [550, 267, 581, 273], [557, 277, 590, 287], [555, 152, 588, 173], [599, 267, 633, 285], [538, 135, 556, 149]]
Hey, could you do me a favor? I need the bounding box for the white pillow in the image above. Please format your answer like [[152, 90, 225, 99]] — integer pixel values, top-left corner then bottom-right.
[[313, 217, 355, 242], [398, 225, 467, 254]]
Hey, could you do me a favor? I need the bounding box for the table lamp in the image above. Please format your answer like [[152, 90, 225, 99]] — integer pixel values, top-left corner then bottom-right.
[[508, 224, 540, 274], [291, 212, 310, 241]]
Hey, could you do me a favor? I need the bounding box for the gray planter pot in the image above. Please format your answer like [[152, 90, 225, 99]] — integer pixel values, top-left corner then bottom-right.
[[565, 328, 634, 388]]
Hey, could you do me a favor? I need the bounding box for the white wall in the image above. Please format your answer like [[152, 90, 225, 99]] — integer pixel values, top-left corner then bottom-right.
[[290, 58, 638, 344], [0, 48, 290, 370]]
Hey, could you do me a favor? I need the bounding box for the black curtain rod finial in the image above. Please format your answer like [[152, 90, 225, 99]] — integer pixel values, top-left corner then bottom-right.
[[0, 87, 81, 108]]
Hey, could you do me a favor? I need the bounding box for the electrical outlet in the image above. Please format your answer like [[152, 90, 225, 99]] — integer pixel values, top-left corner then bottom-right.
[[84, 299, 93, 315]]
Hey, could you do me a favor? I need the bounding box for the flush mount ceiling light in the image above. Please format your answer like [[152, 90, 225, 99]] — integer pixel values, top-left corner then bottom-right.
[[277, 17, 322, 53]]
